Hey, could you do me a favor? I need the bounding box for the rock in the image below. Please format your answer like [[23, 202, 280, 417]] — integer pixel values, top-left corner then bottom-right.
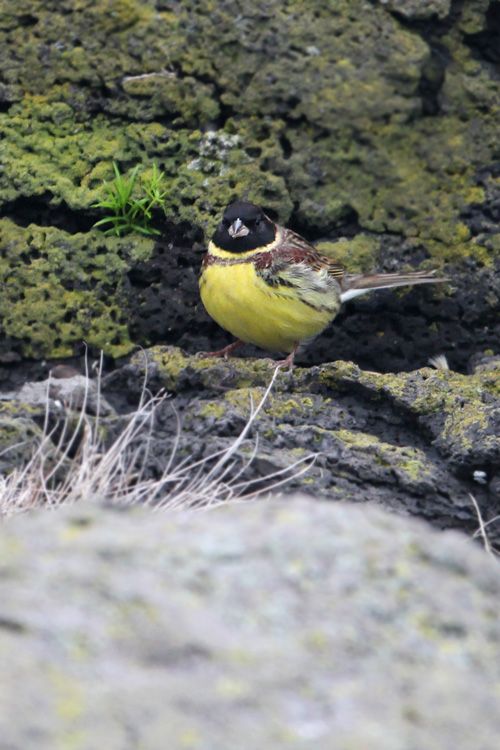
[[376, 0, 451, 20], [0, 1, 498, 369], [0, 496, 499, 749], [1, 374, 115, 416], [101, 346, 500, 544], [0, 400, 50, 478], [0, 373, 116, 488], [2, 345, 498, 544]]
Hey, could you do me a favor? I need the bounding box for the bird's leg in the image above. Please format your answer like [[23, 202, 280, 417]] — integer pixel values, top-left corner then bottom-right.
[[273, 342, 299, 372], [197, 340, 245, 359]]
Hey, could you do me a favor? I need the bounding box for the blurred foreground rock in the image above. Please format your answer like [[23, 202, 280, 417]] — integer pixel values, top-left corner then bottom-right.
[[1, 496, 499, 750]]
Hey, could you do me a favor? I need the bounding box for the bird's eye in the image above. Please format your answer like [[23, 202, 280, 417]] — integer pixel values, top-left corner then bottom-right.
[[254, 217, 261, 227], [222, 218, 230, 227]]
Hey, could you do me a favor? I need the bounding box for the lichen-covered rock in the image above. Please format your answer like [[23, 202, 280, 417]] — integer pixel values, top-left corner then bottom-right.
[[1, 0, 490, 245], [0, 92, 291, 228], [319, 357, 500, 478], [0, 372, 119, 498], [100, 346, 500, 541], [0, 0, 499, 364], [0, 400, 49, 476], [376, 0, 452, 20], [1, 496, 499, 749], [0, 218, 155, 360]]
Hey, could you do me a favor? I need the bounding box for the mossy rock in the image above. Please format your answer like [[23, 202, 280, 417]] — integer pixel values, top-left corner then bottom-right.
[[0, 218, 155, 359], [0, 92, 291, 232], [319, 360, 500, 475], [0, 0, 498, 252], [101, 345, 498, 537], [0, 400, 52, 476], [0, 0, 499, 362]]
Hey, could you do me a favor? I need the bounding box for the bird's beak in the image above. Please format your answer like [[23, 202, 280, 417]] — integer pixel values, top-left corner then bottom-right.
[[228, 218, 250, 238]]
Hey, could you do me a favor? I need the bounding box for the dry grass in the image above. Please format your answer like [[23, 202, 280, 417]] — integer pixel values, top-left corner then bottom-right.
[[0, 363, 314, 516], [470, 493, 499, 558]]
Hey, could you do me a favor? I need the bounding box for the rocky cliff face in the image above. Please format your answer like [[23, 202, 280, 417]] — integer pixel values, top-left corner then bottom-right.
[[0, 0, 498, 370], [2, 346, 499, 546], [1, 0, 499, 539], [1, 5, 500, 740]]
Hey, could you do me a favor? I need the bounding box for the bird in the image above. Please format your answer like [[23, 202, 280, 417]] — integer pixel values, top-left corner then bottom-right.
[[198, 201, 448, 370]]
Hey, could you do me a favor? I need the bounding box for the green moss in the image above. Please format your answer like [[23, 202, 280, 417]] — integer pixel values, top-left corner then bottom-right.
[[144, 347, 192, 392], [395, 457, 434, 483], [1, 1, 498, 254], [0, 401, 39, 418], [1, 0, 499, 267], [0, 0, 166, 97], [335, 429, 384, 448], [0, 411, 50, 475], [0, 416, 39, 448], [118, 73, 220, 127], [317, 235, 382, 273], [138, 346, 274, 393], [0, 91, 291, 235], [194, 388, 322, 425], [334, 429, 437, 483], [198, 402, 227, 420], [0, 218, 154, 358], [263, 428, 276, 440], [1, 1, 500, 360], [318, 360, 365, 391]]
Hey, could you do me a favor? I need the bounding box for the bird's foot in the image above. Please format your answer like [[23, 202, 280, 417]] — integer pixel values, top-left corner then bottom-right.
[[272, 355, 295, 372], [271, 343, 299, 372], [197, 340, 244, 359]]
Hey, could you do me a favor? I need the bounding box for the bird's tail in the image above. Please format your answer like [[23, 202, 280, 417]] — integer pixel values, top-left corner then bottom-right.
[[340, 269, 448, 303]]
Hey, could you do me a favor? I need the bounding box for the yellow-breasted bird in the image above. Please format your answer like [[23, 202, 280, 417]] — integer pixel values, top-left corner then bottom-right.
[[199, 201, 448, 369]]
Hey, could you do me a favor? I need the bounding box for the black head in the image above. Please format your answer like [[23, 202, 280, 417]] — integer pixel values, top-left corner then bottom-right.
[[211, 201, 277, 253]]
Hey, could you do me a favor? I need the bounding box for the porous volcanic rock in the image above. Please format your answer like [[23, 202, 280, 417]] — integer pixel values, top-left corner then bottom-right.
[[101, 346, 500, 545], [0, 0, 498, 370]]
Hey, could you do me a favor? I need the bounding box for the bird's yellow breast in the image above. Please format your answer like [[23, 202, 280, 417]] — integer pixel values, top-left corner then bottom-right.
[[199, 257, 335, 353]]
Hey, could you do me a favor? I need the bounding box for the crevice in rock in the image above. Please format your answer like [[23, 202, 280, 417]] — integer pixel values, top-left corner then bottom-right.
[[290, 208, 362, 242], [379, 0, 468, 117], [464, 0, 500, 65], [13, 13, 38, 28], [2, 196, 96, 234], [417, 44, 448, 116]]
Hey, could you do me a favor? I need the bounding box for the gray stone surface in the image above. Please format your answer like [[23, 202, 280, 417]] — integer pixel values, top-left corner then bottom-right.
[[1, 374, 115, 416], [104, 347, 500, 542], [1, 496, 499, 749], [377, 0, 451, 20]]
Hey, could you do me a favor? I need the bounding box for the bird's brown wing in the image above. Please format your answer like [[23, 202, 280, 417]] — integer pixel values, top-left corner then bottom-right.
[[254, 228, 344, 312], [255, 227, 345, 280]]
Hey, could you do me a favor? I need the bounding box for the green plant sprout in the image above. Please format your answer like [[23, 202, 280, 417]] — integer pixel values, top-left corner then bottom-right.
[[92, 162, 167, 237]]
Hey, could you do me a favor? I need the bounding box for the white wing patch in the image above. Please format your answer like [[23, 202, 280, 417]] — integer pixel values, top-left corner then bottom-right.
[[340, 287, 380, 302]]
